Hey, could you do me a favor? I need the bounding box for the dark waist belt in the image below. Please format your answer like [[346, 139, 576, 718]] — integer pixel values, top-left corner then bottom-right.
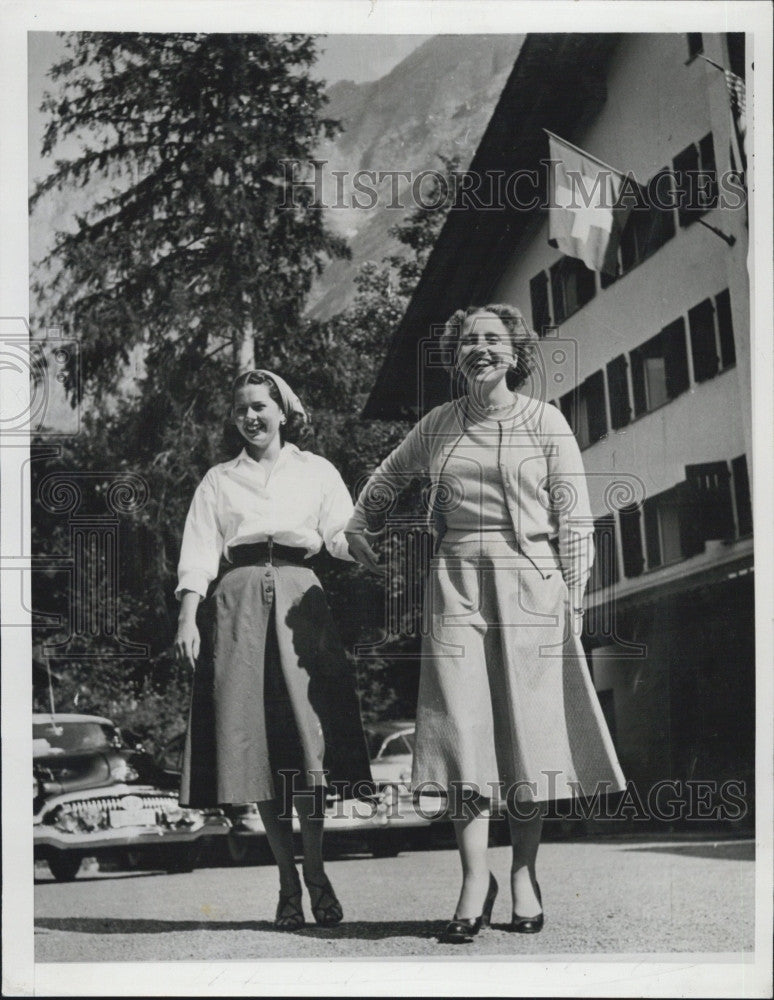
[[228, 542, 309, 567]]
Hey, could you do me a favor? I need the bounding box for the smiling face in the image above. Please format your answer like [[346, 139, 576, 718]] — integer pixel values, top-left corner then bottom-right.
[[455, 310, 517, 385], [231, 382, 284, 454]]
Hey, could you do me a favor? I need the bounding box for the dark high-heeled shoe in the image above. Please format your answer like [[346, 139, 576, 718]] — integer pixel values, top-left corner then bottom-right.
[[511, 880, 543, 933], [439, 872, 498, 944], [303, 872, 344, 926], [275, 877, 305, 931]]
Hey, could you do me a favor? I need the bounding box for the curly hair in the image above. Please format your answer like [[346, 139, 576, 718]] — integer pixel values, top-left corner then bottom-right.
[[439, 303, 538, 391], [224, 370, 312, 454]]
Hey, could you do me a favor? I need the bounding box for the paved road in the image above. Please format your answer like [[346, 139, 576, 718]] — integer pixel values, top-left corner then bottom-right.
[[34, 835, 754, 961]]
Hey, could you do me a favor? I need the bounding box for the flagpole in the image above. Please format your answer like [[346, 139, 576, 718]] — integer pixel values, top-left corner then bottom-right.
[[697, 53, 727, 74], [542, 128, 626, 177], [696, 218, 736, 247]]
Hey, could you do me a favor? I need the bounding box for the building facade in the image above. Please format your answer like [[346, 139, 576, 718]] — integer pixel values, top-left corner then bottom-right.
[[364, 33, 753, 827]]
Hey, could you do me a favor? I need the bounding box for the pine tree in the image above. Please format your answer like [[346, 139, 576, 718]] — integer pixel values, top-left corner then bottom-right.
[[31, 32, 349, 401]]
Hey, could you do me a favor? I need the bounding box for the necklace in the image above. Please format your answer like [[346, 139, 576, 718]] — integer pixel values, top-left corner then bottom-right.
[[483, 399, 517, 412]]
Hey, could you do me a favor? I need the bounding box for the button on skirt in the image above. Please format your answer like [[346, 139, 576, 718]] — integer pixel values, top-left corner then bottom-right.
[[180, 562, 373, 808], [413, 532, 626, 802]]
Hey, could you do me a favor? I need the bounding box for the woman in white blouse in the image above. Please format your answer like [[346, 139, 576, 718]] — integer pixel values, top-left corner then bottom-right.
[[175, 369, 371, 930], [347, 305, 625, 944]]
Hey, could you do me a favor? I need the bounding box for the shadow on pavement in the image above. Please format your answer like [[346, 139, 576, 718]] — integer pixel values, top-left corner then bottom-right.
[[34, 916, 448, 940], [621, 841, 754, 862]]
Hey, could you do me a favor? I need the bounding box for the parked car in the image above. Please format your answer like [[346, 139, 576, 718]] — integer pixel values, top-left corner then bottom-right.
[[365, 720, 415, 789], [33, 713, 230, 880]]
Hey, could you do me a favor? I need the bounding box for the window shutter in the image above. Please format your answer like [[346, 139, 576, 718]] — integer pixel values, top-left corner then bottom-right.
[[550, 260, 566, 324], [686, 33, 703, 59], [663, 317, 690, 398], [592, 514, 619, 590], [688, 298, 719, 382], [607, 354, 631, 429], [643, 495, 662, 569], [715, 289, 736, 369], [629, 347, 647, 417], [619, 503, 644, 577], [576, 259, 597, 308], [698, 134, 718, 211], [731, 454, 752, 536], [675, 480, 705, 557], [645, 168, 676, 252], [673, 143, 699, 226], [559, 389, 576, 434], [685, 461, 735, 540], [586, 370, 608, 444], [529, 271, 551, 336]]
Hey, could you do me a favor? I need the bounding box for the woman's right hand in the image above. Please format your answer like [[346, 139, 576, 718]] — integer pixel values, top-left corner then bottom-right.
[[175, 619, 200, 670], [345, 530, 386, 576]]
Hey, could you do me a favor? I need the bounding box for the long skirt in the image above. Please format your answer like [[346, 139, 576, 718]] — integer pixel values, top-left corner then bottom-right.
[[413, 530, 626, 803], [180, 558, 373, 809]]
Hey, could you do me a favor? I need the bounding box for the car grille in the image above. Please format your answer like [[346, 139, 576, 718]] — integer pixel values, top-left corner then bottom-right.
[[45, 792, 202, 834]]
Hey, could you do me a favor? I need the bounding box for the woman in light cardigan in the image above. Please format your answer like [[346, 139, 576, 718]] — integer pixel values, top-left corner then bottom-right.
[[347, 305, 625, 943]]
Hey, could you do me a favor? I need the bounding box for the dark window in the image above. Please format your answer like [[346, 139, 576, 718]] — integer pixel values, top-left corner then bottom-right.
[[689, 299, 719, 382], [731, 454, 752, 536], [529, 271, 551, 336], [685, 462, 735, 541], [549, 256, 596, 324], [715, 288, 736, 369], [588, 515, 619, 593], [643, 485, 698, 569], [689, 290, 736, 382], [558, 370, 607, 450], [687, 34, 703, 60], [619, 503, 644, 577], [673, 133, 718, 226], [642, 469, 736, 570], [606, 354, 631, 430], [630, 318, 689, 417], [619, 170, 676, 274]]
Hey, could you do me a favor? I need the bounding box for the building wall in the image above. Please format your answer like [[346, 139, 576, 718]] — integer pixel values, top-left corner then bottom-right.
[[493, 30, 749, 541], [490, 33, 753, 813]]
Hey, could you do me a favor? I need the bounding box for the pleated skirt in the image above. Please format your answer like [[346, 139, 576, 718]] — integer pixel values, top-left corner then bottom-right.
[[413, 531, 626, 802], [180, 560, 373, 809]]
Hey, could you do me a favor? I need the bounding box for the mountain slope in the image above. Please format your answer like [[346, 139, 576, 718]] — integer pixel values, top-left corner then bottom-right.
[[307, 34, 524, 320]]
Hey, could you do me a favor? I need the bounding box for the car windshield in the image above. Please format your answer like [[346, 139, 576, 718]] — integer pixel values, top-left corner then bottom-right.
[[32, 721, 119, 755], [365, 728, 415, 758]]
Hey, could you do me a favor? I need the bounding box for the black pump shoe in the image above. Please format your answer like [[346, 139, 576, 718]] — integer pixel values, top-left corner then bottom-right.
[[511, 880, 543, 934], [439, 872, 498, 944]]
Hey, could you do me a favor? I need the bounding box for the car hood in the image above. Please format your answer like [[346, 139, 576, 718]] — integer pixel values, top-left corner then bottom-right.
[[34, 748, 126, 797]]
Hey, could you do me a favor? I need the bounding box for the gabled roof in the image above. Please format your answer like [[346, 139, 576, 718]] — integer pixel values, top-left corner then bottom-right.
[[363, 33, 622, 419]]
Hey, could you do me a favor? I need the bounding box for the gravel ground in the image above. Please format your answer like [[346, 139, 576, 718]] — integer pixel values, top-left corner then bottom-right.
[[34, 836, 755, 961]]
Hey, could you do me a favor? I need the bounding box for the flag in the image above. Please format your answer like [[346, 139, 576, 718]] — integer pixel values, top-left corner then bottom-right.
[[546, 131, 633, 276], [725, 69, 747, 175]]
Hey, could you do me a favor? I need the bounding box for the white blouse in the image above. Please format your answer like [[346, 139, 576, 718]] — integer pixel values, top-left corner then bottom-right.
[[176, 444, 354, 599]]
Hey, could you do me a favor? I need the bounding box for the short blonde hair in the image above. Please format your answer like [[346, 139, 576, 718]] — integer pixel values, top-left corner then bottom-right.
[[438, 304, 538, 389]]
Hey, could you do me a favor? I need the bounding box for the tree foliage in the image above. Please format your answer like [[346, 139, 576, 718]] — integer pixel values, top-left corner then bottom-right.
[[31, 32, 349, 399]]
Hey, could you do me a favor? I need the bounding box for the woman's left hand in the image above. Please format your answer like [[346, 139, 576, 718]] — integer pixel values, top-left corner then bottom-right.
[[345, 530, 386, 576]]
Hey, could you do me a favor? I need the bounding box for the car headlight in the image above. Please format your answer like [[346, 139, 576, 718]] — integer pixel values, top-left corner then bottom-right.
[[52, 806, 81, 833], [33, 776, 39, 798], [109, 758, 139, 782]]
